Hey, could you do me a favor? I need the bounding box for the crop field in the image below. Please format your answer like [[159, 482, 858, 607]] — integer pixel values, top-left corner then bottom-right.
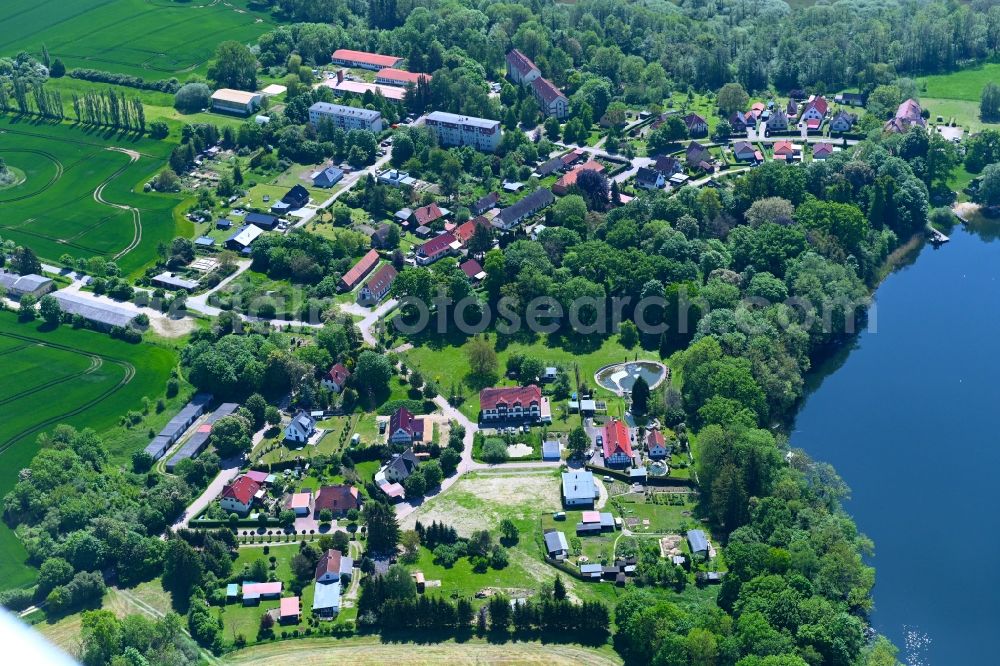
[[0, 313, 177, 590], [0, 0, 275, 79], [0, 117, 188, 274]]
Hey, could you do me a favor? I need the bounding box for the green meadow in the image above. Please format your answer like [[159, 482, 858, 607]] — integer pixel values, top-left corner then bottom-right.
[[0, 313, 178, 590], [0, 117, 189, 275], [0, 0, 275, 79]]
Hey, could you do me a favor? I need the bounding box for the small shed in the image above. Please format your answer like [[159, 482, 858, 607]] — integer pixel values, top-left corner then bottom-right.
[[226, 583, 239, 600], [542, 440, 561, 461], [412, 571, 425, 593]]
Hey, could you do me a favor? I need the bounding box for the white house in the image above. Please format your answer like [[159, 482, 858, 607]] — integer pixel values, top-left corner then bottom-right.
[[562, 471, 599, 507], [321, 363, 351, 393], [283, 411, 316, 443], [220, 475, 262, 514]]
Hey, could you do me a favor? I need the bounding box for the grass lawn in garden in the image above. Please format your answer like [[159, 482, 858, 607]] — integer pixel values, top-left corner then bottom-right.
[[400, 332, 648, 421], [610, 492, 699, 534], [0, 312, 178, 591], [0, 0, 276, 79], [0, 117, 188, 275], [921, 98, 996, 133]]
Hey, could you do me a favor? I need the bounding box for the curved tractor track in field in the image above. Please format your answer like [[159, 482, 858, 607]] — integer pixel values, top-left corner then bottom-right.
[[0, 331, 136, 455], [96, 147, 144, 260], [0, 148, 64, 203], [0, 352, 102, 408]]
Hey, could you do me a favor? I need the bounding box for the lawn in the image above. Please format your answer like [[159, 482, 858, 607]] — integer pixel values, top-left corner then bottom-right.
[[0, 0, 277, 79], [258, 414, 380, 465], [0, 313, 178, 591], [610, 492, 699, 535], [917, 63, 1000, 102], [0, 116, 189, 275]]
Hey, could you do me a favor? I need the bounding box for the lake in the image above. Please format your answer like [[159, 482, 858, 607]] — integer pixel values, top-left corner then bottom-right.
[[790, 225, 1000, 665]]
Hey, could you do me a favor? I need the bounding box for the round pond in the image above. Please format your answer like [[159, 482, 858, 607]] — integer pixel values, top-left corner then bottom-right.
[[594, 360, 667, 395]]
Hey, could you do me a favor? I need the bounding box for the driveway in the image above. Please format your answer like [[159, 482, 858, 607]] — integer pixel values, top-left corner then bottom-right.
[[339, 298, 398, 346]]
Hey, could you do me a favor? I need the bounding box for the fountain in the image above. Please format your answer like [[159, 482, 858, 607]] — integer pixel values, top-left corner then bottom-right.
[[594, 360, 668, 395]]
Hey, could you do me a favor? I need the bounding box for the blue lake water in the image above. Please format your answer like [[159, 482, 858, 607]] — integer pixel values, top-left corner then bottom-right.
[[790, 225, 1000, 665]]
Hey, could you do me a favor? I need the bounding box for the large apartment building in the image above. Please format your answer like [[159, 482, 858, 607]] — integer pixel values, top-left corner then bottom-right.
[[424, 111, 501, 152], [308, 102, 383, 133], [505, 49, 568, 119]]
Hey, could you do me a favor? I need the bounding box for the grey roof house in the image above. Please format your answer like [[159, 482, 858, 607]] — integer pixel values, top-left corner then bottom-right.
[[543, 530, 569, 559]]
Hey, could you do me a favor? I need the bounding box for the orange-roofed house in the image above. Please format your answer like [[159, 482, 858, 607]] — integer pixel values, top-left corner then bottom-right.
[[331, 49, 403, 71], [375, 68, 431, 87], [772, 140, 797, 161], [552, 160, 605, 195], [601, 419, 633, 467]]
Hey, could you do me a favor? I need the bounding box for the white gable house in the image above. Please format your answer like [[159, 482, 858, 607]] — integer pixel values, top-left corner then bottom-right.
[[284, 411, 317, 443]]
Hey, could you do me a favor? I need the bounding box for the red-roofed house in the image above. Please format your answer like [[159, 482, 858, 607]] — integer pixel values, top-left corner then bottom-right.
[[772, 140, 798, 160], [479, 385, 543, 424], [242, 581, 281, 604], [505, 49, 541, 84], [220, 475, 262, 514], [647, 430, 669, 459], [358, 263, 397, 305], [800, 96, 828, 122], [331, 49, 403, 71], [460, 258, 485, 282], [314, 485, 361, 518], [454, 216, 490, 245], [413, 202, 445, 227], [601, 419, 633, 467], [812, 142, 834, 159], [315, 548, 354, 583], [552, 160, 605, 195], [416, 232, 457, 265], [375, 68, 431, 87], [531, 77, 569, 119], [321, 363, 351, 393], [389, 407, 425, 445], [339, 249, 380, 291]]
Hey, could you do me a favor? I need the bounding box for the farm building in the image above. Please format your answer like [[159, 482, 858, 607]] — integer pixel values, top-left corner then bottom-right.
[[0, 272, 52, 299], [279, 596, 300, 624], [211, 89, 262, 116], [244, 212, 279, 230], [143, 393, 213, 460], [51, 291, 137, 331], [241, 581, 281, 604], [165, 402, 239, 471], [312, 580, 342, 618], [339, 249, 380, 292], [151, 272, 199, 292], [225, 225, 265, 253]]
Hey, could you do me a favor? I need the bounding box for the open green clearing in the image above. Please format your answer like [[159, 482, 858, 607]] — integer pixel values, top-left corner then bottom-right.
[[0, 117, 188, 274], [0, 312, 177, 590], [0, 0, 275, 79], [918, 63, 1000, 101]]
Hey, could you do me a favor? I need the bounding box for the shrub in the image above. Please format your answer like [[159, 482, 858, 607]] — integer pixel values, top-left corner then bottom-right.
[[174, 83, 212, 113]]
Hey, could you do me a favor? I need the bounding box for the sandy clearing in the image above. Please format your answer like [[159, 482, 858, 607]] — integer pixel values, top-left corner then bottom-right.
[[400, 472, 562, 535], [221, 636, 621, 665]]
